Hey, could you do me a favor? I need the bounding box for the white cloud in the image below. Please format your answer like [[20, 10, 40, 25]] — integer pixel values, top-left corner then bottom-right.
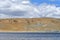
[[0, 0, 60, 18], [38, 3, 60, 18]]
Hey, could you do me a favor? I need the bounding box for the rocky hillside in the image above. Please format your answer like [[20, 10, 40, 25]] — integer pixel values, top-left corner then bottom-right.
[[0, 18, 60, 32]]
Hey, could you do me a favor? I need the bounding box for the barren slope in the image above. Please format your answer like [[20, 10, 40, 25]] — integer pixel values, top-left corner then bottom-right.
[[0, 18, 60, 32]]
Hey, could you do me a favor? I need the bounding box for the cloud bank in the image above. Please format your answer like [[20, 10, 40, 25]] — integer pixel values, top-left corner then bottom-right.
[[0, 0, 60, 18]]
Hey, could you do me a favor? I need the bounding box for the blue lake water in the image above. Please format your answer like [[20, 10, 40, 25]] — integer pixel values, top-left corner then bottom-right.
[[0, 32, 60, 40]]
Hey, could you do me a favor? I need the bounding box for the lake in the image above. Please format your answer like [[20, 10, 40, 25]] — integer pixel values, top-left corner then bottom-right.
[[0, 32, 60, 40]]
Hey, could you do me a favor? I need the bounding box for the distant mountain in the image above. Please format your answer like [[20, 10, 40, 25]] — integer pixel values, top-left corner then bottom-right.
[[0, 18, 60, 32]]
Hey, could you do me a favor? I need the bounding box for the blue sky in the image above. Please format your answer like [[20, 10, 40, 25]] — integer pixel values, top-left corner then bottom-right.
[[0, 0, 60, 18], [31, 0, 60, 6]]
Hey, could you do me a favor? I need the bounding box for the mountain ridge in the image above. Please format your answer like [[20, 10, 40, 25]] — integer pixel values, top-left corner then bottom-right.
[[0, 18, 60, 32]]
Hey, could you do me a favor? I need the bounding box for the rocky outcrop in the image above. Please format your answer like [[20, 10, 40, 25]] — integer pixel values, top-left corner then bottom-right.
[[0, 18, 60, 32]]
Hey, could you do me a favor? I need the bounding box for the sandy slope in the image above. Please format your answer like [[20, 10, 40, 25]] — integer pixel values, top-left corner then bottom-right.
[[0, 18, 60, 32]]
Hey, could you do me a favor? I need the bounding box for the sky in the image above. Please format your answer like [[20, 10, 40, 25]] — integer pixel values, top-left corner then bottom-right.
[[0, 0, 60, 18], [31, 0, 60, 6]]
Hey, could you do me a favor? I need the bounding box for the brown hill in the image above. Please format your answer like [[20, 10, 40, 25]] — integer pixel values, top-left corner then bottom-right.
[[0, 18, 60, 32]]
